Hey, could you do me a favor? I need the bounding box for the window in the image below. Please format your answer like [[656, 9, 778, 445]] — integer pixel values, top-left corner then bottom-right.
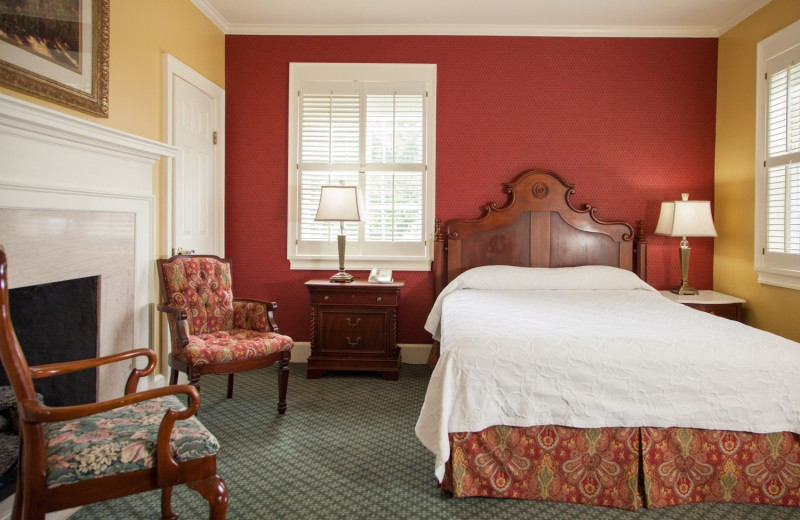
[[287, 63, 436, 271], [755, 20, 800, 289]]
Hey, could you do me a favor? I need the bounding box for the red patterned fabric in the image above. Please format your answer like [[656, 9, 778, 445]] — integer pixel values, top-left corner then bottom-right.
[[443, 425, 800, 511], [160, 257, 294, 366], [642, 427, 800, 508], [233, 300, 270, 332], [161, 257, 234, 335], [443, 425, 641, 510], [183, 330, 294, 365]]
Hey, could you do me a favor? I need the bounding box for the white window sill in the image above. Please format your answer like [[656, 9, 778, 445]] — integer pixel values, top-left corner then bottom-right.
[[289, 257, 431, 272], [756, 269, 800, 291]]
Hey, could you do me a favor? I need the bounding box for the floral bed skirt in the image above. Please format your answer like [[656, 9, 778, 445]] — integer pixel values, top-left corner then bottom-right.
[[442, 425, 800, 510]]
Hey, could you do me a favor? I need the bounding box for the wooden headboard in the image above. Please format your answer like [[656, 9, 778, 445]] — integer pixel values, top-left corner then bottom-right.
[[432, 169, 647, 298]]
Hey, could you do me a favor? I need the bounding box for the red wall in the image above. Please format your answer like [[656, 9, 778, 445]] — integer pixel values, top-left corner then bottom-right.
[[225, 35, 718, 344]]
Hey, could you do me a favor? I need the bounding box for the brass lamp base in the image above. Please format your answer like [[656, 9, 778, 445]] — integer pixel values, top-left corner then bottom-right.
[[670, 283, 698, 295], [329, 233, 354, 283], [670, 243, 698, 295], [329, 270, 354, 283]]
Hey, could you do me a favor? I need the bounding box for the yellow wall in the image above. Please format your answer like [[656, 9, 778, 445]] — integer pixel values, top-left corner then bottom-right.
[[715, 0, 800, 341], [0, 0, 224, 140], [0, 0, 224, 263]]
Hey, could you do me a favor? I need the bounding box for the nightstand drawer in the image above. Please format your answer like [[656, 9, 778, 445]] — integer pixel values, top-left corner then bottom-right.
[[309, 290, 398, 306], [316, 308, 387, 355], [680, 302, 741, 321]]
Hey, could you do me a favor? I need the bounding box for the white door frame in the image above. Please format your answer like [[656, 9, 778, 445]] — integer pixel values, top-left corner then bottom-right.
[[162, 53, 226, 258], [161, 54, 225, 380]]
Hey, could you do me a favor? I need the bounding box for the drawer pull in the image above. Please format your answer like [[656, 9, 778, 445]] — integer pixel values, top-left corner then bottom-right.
[[376, 296, 382, 302], [323, 295, 330, 301], [346, 317, 361, 327], [346, 336, 361, 347]]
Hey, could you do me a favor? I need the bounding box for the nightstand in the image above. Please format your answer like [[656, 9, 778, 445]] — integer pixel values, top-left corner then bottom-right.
[[305, 279, 404, 380], [659, 290, 745, 322]]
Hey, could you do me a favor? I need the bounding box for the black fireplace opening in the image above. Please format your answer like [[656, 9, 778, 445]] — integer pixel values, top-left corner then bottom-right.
[[0, 275, 99, 500], [4, 275, 99, 406]]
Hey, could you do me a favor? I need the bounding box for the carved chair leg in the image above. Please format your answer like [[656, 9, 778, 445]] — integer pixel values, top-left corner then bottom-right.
[[187, 475, 228, 520], [278, 352, 290, 414], [226, 374, 234, 399], [161, 486, 179, 520], [169, 369, 179, 385]]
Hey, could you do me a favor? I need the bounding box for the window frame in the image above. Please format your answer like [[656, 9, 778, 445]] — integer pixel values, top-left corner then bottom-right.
[[754, 19, 800, 290], [287, 63, 437, 272]]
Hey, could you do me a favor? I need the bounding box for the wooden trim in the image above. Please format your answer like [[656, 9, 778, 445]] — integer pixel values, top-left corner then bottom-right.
[[432, 169, 640, 298]]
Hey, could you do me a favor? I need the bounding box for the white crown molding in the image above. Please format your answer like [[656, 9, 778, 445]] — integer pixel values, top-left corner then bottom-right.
[[0, 93, 177, 162], [190, 0, 230, 34], [225, 23, 719, 38], [190, 0, 769, 38], [717, 0, 772, 36]]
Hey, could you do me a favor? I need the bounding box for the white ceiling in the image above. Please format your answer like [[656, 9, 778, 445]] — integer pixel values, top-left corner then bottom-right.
[[191, 0, 772, 37]]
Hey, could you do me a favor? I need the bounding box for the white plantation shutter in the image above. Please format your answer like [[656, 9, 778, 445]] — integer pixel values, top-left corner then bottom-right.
[[755, 21, 800, 289], [363, 84, 425, 250], [766, 61, 800, 255], [298, 82, 361, 246], [288, 64, 437, 270]]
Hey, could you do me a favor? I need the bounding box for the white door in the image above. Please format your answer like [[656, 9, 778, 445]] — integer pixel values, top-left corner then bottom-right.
[[164, 54, 225, 257]]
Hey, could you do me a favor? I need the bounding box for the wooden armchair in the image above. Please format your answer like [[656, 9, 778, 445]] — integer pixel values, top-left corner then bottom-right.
[[156, 254, 293, 413], [0, 246, 228, 519]]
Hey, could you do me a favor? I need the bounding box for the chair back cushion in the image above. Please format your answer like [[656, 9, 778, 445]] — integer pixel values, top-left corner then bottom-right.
[[160, 257, 234, 334]]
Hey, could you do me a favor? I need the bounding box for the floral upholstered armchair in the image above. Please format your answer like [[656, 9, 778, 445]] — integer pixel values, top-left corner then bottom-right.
[[0, 246, 228, 519], [157, 254, 294, 413]]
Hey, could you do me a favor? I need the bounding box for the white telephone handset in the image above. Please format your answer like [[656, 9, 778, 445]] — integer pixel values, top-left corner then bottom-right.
[[368, 268, 393, 283]]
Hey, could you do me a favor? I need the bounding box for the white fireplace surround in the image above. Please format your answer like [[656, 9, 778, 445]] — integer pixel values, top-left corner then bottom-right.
[[0, 93, 176, 399]]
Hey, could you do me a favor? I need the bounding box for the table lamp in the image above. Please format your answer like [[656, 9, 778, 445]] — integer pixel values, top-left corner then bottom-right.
[[314, 185, 362, 283], [655, 193, 717, 295]]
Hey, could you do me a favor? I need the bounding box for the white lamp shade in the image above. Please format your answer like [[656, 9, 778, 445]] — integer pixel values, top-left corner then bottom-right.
[[655, 199, 717, 237], [314, 186, 362, 222]]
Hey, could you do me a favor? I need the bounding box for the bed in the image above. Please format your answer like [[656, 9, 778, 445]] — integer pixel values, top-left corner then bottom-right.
[[415, 169, 800, 510]]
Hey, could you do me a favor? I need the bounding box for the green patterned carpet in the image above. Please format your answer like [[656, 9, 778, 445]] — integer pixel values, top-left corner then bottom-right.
[[70, 364, 800, 519]]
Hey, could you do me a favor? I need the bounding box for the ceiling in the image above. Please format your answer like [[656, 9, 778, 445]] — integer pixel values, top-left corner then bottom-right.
[[191, 0, 772, 37]]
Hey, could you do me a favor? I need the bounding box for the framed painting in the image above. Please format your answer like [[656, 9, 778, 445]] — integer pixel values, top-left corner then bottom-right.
[[0, 0, 109, 117]]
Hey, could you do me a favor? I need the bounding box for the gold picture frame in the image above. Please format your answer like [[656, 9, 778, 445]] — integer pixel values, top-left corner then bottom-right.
[[0, 0, 109, 117]]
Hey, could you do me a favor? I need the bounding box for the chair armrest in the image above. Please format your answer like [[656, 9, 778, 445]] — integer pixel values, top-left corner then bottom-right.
[[157, 303, 191, 353], [17, 384, 200, 424], [157, 303, 188, 320], [234, 298, 280, 333], [30, 349, 156, 395]]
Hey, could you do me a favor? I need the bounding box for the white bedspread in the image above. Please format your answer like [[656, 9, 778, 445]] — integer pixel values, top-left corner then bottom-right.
[[415, 266, 800, 482]]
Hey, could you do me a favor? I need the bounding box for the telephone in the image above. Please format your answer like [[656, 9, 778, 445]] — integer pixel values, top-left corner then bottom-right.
[[368, 268, 393, 284]]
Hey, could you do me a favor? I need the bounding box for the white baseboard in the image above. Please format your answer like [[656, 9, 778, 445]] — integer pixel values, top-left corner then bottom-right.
[[135, 344, 430, 390], [289, 342, 432, 365]]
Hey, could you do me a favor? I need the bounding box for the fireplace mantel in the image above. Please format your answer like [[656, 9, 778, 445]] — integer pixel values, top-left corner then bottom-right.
[[0, 94, 176, 398]]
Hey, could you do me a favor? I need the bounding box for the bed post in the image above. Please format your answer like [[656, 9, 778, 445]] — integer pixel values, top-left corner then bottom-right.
[[636, 220, 647, 282], [428, 218, 446, 368], [432, 218, 446, 298]]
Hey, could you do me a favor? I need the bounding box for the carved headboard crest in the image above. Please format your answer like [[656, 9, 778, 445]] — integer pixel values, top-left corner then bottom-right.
[[447, 169, 633, 242], [433, 168, 643, 294]]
